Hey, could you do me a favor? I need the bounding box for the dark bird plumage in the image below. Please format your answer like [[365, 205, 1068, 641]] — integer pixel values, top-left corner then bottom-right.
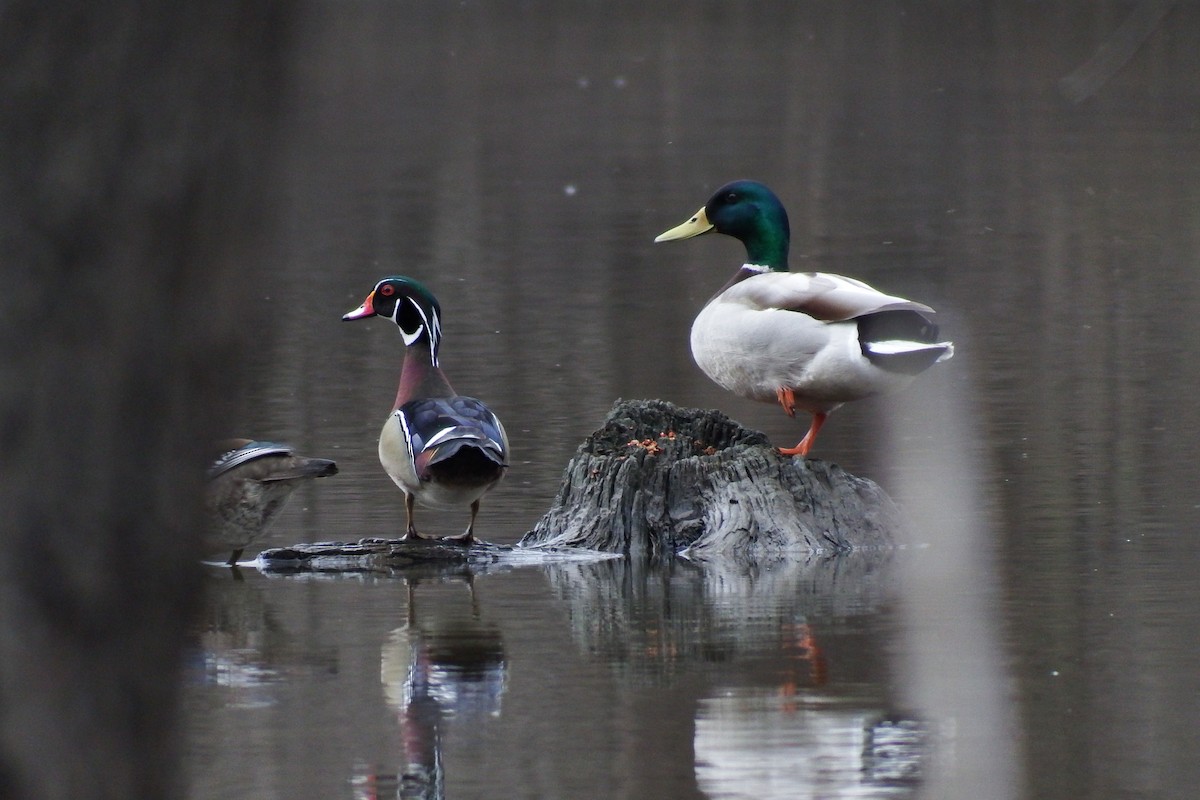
[[205, 439, 338, 565]]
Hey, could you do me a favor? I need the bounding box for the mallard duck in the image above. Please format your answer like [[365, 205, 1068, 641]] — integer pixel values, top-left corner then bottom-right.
[[343, 276, 509, 544], [655, 179, 953, 456], [205, 439, 338, 565]]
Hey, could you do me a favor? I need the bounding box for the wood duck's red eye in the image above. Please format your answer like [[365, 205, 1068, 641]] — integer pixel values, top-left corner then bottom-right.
[[379, 284, 396, 297]]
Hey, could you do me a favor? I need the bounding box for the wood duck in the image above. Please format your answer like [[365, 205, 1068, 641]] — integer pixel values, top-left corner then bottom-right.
[[342, 276, 509, 544], [655, 180, 954, 456], [205, 439, 338, 565]]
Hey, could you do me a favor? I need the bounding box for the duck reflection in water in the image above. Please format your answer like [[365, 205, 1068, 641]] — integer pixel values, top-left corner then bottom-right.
[[543, 557, 928, 796], [368, 576, 507, 800], [190, 569, 340, 709]]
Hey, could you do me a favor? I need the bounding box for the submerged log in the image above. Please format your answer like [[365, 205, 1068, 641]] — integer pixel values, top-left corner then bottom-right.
[[256, 537, 512, 573], [518, 399, 902, 558], [253, 537, 619, 575]]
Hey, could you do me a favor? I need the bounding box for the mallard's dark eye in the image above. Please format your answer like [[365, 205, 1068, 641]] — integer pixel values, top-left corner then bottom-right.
[[726, 192, 738, 203], [379, 283, 396, 297]]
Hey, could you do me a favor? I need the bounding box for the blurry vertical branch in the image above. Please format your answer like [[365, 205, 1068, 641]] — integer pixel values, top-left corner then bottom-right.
[[1058, 1, 1176, 103], [0, 3, 293, 799]]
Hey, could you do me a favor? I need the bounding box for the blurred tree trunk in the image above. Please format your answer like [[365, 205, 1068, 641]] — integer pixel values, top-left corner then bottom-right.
[[0, 3, 293, 798]]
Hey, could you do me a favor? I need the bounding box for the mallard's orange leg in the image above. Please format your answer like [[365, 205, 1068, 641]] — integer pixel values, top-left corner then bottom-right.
[[775, 387, 797, 418], [779, 412, 827, 457]]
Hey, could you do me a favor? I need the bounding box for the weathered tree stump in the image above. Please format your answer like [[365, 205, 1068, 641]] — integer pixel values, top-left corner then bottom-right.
[[255, 399, 903, 571], [518, 399, 902, 558]]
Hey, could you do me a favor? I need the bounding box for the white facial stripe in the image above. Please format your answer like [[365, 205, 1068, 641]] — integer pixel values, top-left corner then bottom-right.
[[393, 296, 429, 347], [426, 305, 442, 366], [429, 309, 442, 348], [400, 324, 424, 346], [384, 292, 442, 365]]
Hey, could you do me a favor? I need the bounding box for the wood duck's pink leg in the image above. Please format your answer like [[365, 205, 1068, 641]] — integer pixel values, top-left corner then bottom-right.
[[401, 492, 423, 540], [443, 499, 479, 546]]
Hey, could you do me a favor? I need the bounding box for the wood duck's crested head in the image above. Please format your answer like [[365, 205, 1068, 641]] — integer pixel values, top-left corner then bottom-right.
[[343, 276, 444, 364]]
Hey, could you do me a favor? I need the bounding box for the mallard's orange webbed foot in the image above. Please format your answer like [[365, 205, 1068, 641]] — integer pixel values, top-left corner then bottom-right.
[[777, 412, 827, 457]]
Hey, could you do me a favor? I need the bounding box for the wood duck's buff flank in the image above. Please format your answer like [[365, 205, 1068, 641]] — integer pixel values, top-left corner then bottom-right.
[[343, 276, 508, 544], [655, 180, 953, 456]]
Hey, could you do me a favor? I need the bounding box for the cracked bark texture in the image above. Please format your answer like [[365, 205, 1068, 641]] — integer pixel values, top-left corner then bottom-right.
[[519, 399, 902, 558]]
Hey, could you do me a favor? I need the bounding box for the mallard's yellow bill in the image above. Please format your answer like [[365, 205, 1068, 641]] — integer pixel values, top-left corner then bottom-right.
[[654, 206, 713, 242]]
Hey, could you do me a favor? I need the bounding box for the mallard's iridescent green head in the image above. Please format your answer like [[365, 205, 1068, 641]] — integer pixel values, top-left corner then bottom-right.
[[343, 276, 444, 363], [655, 179, 790, 271]]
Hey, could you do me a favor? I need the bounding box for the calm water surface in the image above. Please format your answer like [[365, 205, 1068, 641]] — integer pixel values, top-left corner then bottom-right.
[[185, 4, 1200, 798]]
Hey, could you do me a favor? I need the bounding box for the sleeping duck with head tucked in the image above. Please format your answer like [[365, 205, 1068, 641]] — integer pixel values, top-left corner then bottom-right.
[[655, 179, 954, 456]]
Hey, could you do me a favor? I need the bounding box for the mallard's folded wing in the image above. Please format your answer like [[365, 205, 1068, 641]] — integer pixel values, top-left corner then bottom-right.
[[727, 271, 936, 322]]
